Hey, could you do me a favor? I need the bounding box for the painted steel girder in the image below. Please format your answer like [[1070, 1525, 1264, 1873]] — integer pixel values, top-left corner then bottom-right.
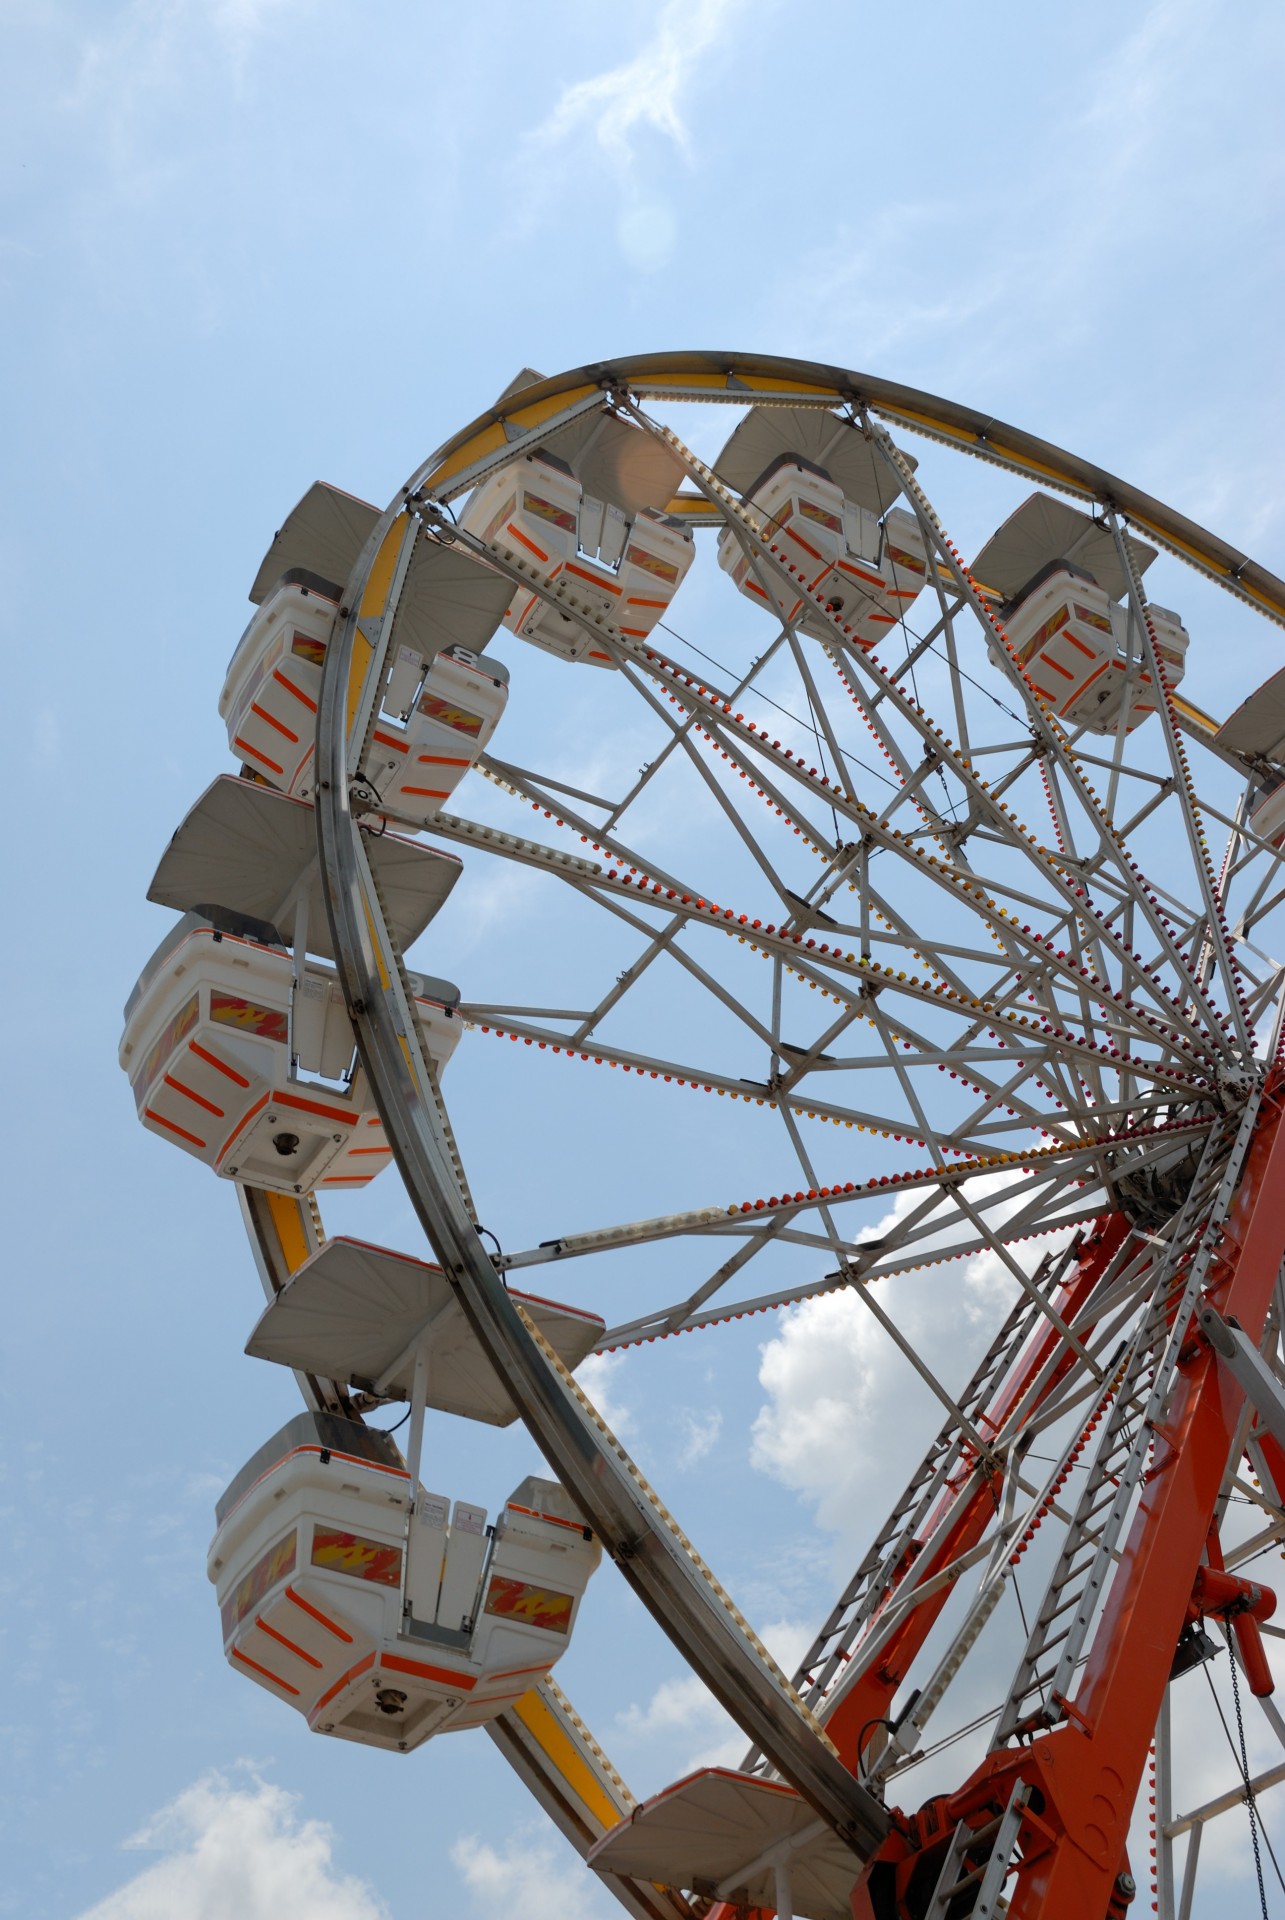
[[821, 1214, 1130, 1771], [854, 1071, 1285, 1920]]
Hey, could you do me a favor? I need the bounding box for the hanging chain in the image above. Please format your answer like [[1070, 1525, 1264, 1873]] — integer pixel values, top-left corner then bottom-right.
[[1228, 1640, 1270, 1920]]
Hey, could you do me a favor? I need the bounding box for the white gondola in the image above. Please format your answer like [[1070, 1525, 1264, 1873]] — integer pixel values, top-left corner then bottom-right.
[[1249, 772, 1285, 849], [220, 573, 337, 793], [998, 569, 1189, 734], [222, 480, 381, 796], [999, 558, 1119, 723], [208, 1413, 600, 1753], [973, 492, 1189, 735], [457, 447, 694, 667], [120, 917, 459, 1193], [709, 408, 927, 650], [716, 453, 928, 647], [589, 1768, 863, 1920], [1094, 600, 1190, 733], [366, 644, 508, 827], [223, 482, 514, 817]]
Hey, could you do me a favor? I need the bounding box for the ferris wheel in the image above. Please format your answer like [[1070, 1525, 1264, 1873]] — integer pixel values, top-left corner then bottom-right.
[[119, 352, 1285, 1920]]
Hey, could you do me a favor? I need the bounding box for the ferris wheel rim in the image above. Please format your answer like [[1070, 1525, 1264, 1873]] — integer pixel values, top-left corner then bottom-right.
[[224, 357, 1285, 1918], [407, 350, 1285, 632]]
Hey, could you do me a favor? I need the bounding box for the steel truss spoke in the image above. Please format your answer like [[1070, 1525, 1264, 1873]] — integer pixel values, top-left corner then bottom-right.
[[441, 492, 1225, 1100], [1104, 510, 1255, 1054], [628, 400, 1232, 1057], [432, 798, 1213, 1141], [849, 409, 1238, 1052], [484, 1129, 1208, 1345]]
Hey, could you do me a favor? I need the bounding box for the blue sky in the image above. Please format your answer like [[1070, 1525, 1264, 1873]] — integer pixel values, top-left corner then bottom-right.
[[4, 3, 1285, 1916]]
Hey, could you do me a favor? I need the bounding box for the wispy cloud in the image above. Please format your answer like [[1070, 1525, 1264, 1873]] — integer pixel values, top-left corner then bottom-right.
[[523, 0, 749, 269], [676, 1407, 722, 1468], [531, 0, 744, 170]]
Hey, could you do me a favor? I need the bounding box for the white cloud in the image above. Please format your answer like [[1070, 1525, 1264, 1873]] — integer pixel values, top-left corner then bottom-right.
[[575, 1347, 636, 1439], [620, 1669, 723, 1738], [618, 1669, 743, 1771], [73, 1769, 388, 1920], [531, 0, 744, 170], [617, 1618, 816, 1773], [452, 1825, 611, 1920], [749, 1176, 1072, 1538], [750, 1286, 884, 1535], [676, 1407, 722, 1468]]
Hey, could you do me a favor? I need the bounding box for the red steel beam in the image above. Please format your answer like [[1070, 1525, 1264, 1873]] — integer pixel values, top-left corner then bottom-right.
[[853, 1074, 1285, 1919], [821, 1215, 1129, 1769]]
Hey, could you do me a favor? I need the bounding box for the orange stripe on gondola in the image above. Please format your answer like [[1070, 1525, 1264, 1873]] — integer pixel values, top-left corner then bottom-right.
[[273, 1089, 358, 1126], [163, 1073, 225, 1118], [506, 1502, 588, 1533], [565, 562, 621, 595], [251, 701, 299, 744], [285, 1585, 354, 1641], [234, 736, 284, 775], [507, 523, 548, 562], [836, 559, 886, 587], [381, 1651, 477, 1691], [346, 1146, 392, 1156], [145, 1107, 207, 1148], [626, 596, 668, 608], [401, 786, 450, 798], [254, 1615, 323, 1668], [783, 524, 823, 563], [373, 730, 408, 754], [217, 1093, 268, 1162], [189, 1040, 251, 1087], [415, 754, 470, 766], [273, 668, 318, 712], [232, 1646, 300, 1695], [1062, 659, 1112, 716], [310, 1651, 374, 1718]]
